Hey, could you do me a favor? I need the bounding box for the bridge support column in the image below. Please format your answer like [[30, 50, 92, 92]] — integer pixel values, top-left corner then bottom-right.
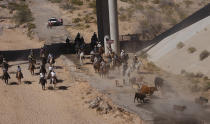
[[108, 0, 119, 54]]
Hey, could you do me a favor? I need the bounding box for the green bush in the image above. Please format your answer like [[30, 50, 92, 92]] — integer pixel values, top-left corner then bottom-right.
[[73, 17, 81, 23], [188, 47, 196, 53], [176, 42, 185, 49], [48, 0, 62, 3], [200, 50, 209, 61], [71, 0, 83, 6], [88, 1, 96, 8]]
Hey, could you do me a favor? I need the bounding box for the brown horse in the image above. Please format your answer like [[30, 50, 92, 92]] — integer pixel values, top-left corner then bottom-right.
[[29, 63, 35, 75], [2, 71, 10, 85], [93, 59, 100, 73], [16, 71, 23, 84], [99, 61, 110, 78], [98, 47, 104, 55]]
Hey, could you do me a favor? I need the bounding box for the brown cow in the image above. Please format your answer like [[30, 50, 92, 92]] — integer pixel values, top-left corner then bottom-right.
[[140, 85, 157, 95]]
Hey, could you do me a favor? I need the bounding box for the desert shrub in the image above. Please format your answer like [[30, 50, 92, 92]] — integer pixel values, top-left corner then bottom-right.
[[203, 81, 210, 91], [88, 1, 96, 8], [203, 76, 209, 80], [83, 15, 94, 23], [176, 42, 185, 49], [152, 0, 160, 4], [188, 47, 196, 53], [48, 0, 62, 3], [61, 3, 75, 10], [71, 0, 83, 6], [195, 72, 204, 78], [73, 17, 81, 23], [119, 14, 127, 21], [200, 50, 209, 61], [27, 23, 36, 37], [85, 24, 90, 28], [184, 0, 193, 7], [9, 3, 33, 25]]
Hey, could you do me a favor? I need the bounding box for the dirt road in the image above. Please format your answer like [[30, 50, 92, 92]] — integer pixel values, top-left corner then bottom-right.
[[28, 0, 69, 44]]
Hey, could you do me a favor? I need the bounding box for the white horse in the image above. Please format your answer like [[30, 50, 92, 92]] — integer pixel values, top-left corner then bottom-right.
[[79, 51, 85, 65]]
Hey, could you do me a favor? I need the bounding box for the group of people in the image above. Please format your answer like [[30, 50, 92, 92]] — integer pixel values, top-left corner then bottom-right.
[[1, 48, 58, 90], [73, 32, 142, 78], [1, 57, 24, 85]]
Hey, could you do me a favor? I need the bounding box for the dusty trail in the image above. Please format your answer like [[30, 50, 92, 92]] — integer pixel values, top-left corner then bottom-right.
[[28, 0, 69, 44]]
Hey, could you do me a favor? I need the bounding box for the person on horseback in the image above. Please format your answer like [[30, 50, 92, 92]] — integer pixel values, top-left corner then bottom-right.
[[47, 65, 53, 79], [17, 65, 21, 72], [133, 55, 138, 65], [40, 64, 47, 77], [91, 32, 98, 47], [2, 58, 9, 71], [50, 70, 57, 84], [2, 69, 10, 85], [47, 53, 53, 63], [39, 72, 47, 90], [16, 65, 23, 84]]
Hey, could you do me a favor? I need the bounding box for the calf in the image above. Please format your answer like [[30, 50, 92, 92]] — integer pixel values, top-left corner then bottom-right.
[[134, 92, 146, 103], [140, 85, 157, 95]]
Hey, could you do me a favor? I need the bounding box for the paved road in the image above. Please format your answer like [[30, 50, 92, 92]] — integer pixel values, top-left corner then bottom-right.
[[28, 0, 69, 44]]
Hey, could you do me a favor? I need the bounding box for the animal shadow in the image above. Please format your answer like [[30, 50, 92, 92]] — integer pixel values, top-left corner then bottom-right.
[[24, 81, 32, 84], [57, 79, 64, 83], [48, 86, 54, 90], [9, 82, 18, 85], [58, 86, 69, 90], [54, 66, 63, 69]]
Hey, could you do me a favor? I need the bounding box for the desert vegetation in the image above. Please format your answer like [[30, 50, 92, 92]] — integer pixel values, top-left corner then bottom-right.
[[176, 42, 185, 49], [200, 50, 209, 61], [188, 47, 196, 53]]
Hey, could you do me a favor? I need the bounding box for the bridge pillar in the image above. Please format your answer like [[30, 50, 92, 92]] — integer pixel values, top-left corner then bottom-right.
[[108, 0, 119, 54]]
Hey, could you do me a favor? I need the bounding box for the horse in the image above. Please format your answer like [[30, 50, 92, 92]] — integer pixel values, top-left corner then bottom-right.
[[40, 65, 46, 77], [29, 63, 35, 75], [41, 57, 47, 66], [99, 61, 106, 78], [98, 47, 104, 55], [79, 51, 85, 65], [112, 55, 122, 71], [2, 71, 10, 85], [93, 57, 101, 73], [39, 77, 47, 90], [16, 71, 23, 84], [50, 76, 57, 89]]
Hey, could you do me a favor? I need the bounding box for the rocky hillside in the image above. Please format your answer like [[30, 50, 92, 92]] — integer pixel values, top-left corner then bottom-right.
[[46, 0, 210, 41]]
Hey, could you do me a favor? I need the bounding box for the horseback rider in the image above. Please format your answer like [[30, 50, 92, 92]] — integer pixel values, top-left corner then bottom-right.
[[2, 69, 10, 84], [50, 70, 57, 84], [2, 58, 9, 71], [120, 50, 125, 59], [47, 53, 53, 63], [133, 55, 138, 64], [91, 32, 98, 47], [17, 65, 21, 72]]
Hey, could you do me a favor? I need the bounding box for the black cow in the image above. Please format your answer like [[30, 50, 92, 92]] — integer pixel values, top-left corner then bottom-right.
[[134, 92, 146, 103]]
